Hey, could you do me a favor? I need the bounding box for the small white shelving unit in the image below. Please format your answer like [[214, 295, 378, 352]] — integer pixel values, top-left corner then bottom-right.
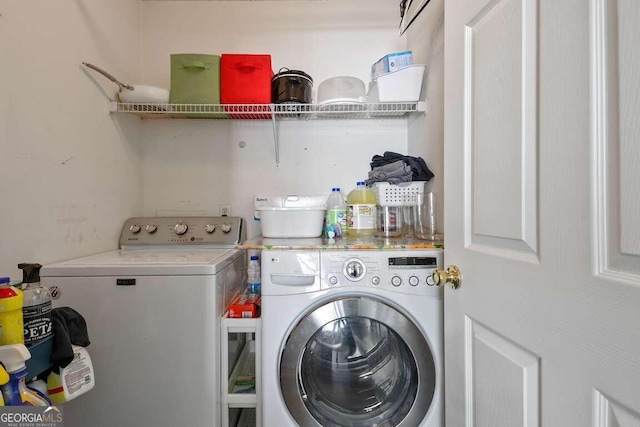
[[221, 315, 261, 427], [108, 101, 426, 120], [108, 101, 426, 166]]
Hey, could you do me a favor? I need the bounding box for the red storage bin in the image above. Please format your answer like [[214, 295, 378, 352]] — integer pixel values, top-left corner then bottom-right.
[[221, 54, 273, 119]]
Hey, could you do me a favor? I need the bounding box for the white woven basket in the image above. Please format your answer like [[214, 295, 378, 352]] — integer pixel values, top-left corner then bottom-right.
[[372, 181, 426, 206]]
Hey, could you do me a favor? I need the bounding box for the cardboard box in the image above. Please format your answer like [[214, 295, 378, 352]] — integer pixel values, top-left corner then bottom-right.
[[228, 293, 261, 318], [371, 51, 414, 80]]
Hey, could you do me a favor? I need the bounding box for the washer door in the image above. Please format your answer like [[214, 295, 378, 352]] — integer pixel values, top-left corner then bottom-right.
[[280, 296, 436, 427]]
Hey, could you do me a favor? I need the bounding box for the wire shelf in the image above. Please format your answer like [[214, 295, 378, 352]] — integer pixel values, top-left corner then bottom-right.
[[110, 101, 426, 120]]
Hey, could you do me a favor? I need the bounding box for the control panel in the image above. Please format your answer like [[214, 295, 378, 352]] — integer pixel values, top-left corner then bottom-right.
[[320, 249, 444, 295], [119, 217, 244, 247]]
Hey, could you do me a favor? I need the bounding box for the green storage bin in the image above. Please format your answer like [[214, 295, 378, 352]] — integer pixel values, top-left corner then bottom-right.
[[170, 54, 226, 118]]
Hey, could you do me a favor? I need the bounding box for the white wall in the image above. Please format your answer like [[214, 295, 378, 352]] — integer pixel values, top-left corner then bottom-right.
[[407, 0, 445, 234], [0, 0, 441, 280], [0, 0, 143, 280], [139, 0, 410, 238]]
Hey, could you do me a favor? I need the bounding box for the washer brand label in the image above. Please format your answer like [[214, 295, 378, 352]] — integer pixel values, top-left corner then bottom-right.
[[116, 278, 136, 286]]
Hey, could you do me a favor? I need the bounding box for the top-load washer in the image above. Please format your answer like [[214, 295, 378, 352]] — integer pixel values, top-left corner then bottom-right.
[[261, 248, 444, 427], [41, 216, 246, 427]]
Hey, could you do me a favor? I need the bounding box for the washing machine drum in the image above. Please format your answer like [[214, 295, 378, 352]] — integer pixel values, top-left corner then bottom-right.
[[280, 297, 436, 427]]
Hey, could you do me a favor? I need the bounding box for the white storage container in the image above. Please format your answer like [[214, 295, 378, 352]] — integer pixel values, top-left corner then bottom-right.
[[258, 207, 326, 238], [255, 195, 328, 238], [367, 65, 426, 103]]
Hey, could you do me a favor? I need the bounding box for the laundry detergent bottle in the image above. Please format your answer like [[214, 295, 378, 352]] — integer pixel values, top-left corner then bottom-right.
[[0, 344, 51, 406], [347, 182, 377, 237]]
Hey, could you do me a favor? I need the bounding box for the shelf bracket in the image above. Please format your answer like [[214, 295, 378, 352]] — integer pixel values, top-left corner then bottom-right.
[[271, 111, 280, 167]]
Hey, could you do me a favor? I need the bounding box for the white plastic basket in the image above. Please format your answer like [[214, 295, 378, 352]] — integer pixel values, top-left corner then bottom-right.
[[367, 65, 426, 103], [372, 181, 426, 206]]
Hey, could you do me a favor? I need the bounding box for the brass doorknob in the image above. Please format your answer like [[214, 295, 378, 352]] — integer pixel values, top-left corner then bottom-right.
[[431, 265, 462, 289]]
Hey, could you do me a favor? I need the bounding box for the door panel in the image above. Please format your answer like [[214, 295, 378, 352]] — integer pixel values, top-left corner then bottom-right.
[[445, 0, 640, 424], [468, 0, 522, 241], [593, 0, 640, 279], [466, 318, 539, 427], [593, 390, 640, 427], [464, 0, 539, 258]]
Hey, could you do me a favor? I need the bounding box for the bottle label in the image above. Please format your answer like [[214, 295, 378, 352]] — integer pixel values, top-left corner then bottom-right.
[[327, 209, 348, 230], [347, 204, 377, 230], [23, 300, 53, 346], [64, 347, 94, 398]]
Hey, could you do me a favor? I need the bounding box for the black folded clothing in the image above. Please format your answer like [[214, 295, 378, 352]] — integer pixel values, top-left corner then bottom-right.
[[50, 307, 91, 369], [370, 151, 434, 182]]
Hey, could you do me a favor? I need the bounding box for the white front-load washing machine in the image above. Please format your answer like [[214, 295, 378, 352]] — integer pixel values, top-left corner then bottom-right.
[[261, 248, 444, 427]]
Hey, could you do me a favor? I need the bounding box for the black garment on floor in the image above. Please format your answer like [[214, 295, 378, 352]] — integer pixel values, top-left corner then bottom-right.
[[49, 307, 91, 368], [370, 151, 435, 182]]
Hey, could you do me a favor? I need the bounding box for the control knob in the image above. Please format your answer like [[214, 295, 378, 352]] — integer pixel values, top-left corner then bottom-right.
[[344, 259, 366, 282], [129, 224, 141, 234], [174, 223, 188, 235], [205, 224, 216, 234], [145, 225, 157, 234], [391, 276, 402, 287], [409, 276, 419, 286], [220, 223, 232, 233]]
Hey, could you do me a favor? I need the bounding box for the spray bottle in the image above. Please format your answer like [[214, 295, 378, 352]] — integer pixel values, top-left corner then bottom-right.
[[0, 344, 51, 405], [46, 345, 95, 404], [18, 264, 52, 348]]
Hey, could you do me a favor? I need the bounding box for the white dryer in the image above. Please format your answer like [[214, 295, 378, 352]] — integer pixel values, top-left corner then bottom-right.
[[261, 248, 444, 427]]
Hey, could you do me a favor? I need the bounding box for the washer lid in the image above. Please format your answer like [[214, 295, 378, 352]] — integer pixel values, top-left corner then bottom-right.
[[41, 248, 244, 277]]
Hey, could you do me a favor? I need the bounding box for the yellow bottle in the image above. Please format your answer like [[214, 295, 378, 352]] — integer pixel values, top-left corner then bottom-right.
[[347, 182, 377, 237], [0, 364, 9, 405], [0, 278, 24, 346]]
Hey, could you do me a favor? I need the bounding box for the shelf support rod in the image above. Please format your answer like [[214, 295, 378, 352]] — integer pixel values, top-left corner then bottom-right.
[[271, 109, 280, 167]]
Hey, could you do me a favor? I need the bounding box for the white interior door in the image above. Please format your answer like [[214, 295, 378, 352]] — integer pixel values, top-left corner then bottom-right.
[[444, 0, 640, 425]]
